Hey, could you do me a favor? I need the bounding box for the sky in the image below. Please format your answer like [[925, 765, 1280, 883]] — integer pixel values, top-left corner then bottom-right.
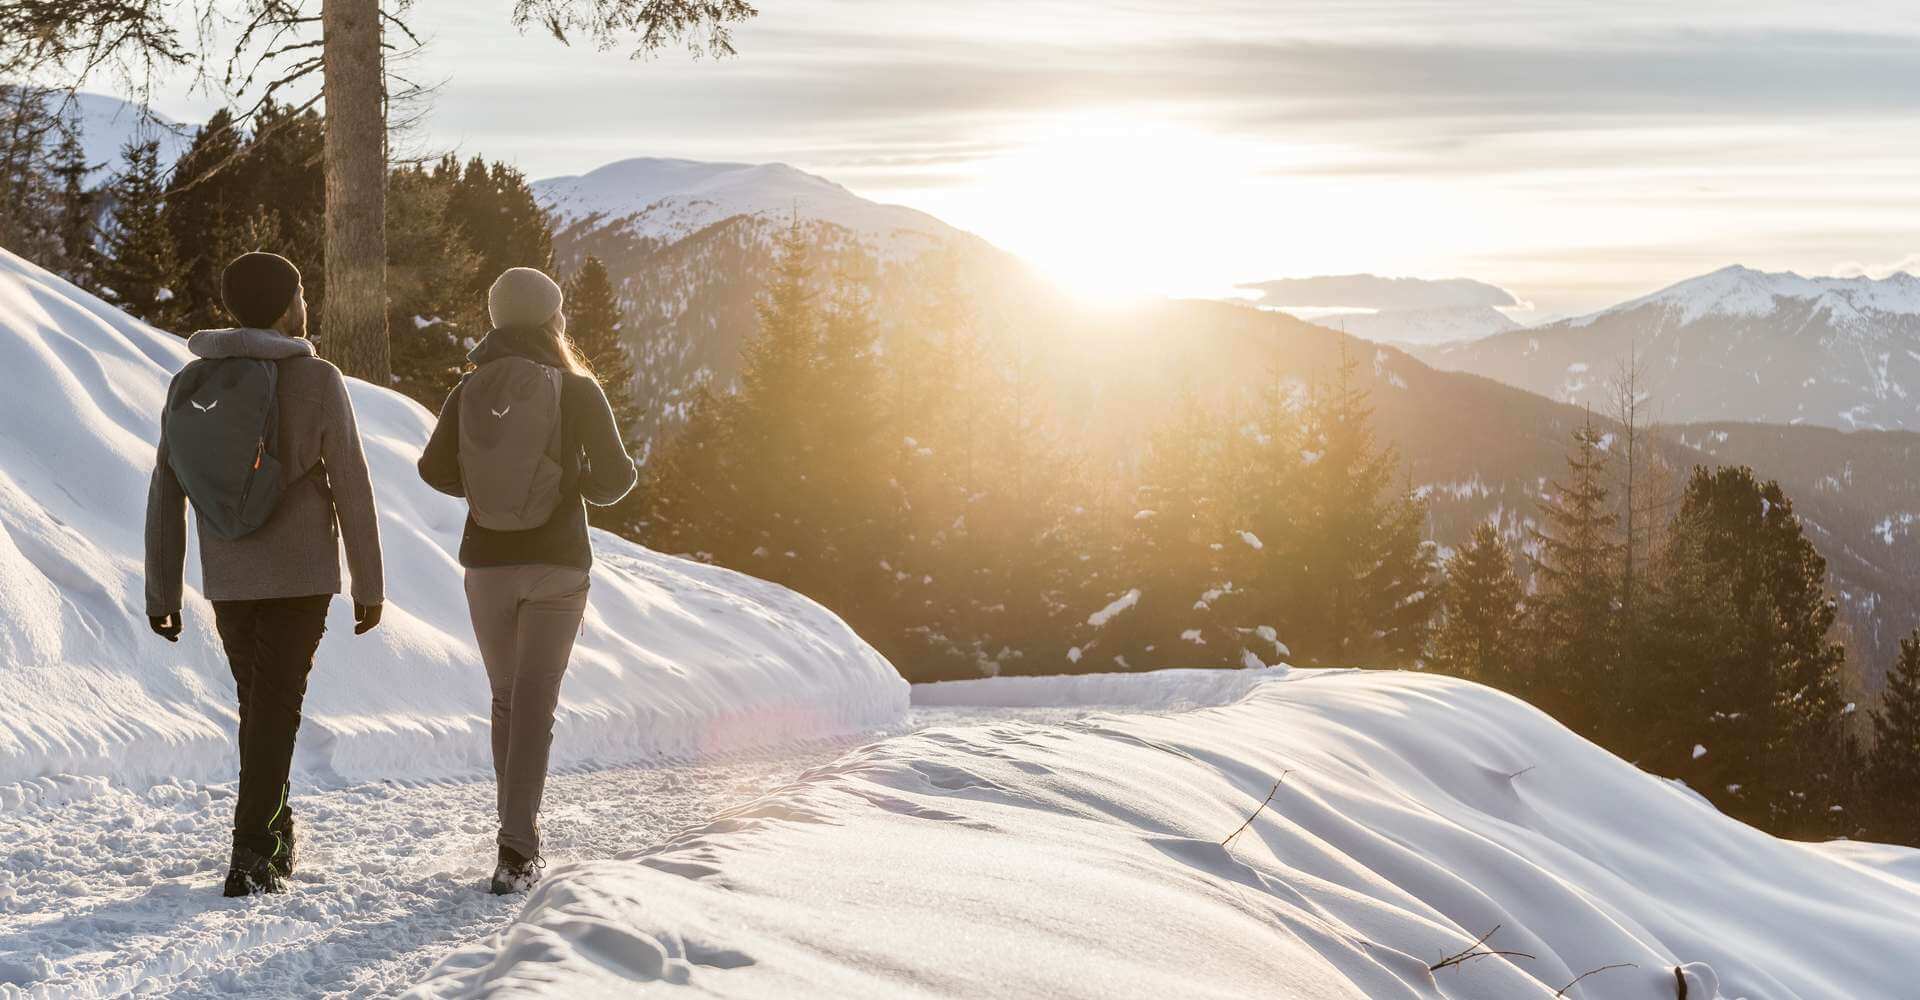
[[130, 0, 1920, 318]]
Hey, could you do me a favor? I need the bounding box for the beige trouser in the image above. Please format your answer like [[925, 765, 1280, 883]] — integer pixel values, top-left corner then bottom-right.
[[464, 564, 591, 858]]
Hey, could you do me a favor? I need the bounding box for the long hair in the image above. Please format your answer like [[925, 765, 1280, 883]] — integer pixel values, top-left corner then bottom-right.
[[539, 311, 595, 380]]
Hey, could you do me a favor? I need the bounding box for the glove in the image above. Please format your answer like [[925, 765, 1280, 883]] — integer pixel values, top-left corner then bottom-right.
[[353, 602, 383, 635], [149, 613, 182, 643]]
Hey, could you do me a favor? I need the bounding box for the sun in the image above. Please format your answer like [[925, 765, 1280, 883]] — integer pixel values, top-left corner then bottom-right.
[[942, 111, 1276, 303]]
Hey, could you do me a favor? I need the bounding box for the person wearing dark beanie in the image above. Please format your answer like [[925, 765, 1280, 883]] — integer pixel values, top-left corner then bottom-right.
[[222, 252, 304, 331], [145, 249, 383, 896]]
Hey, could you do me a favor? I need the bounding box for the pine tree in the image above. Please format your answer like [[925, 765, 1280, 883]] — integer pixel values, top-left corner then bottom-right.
[[49, 115, 100, 290], [1650, 466, 1850, 835], [156, 102, 326, 332], [806, 258, 906, 632], [1282, 348, 1435, 667], [640, 382, 737, 559], [1102, 388, 1231, 671], [724, 216, 824, 576], [1526, 415, 1621, 729], [565, 254, 647, 534], [388, 163, 481, 407], [160, 108, 248, 331], [446, 156, 554, 327], [1433, 523, 1526, 686], [1218, 363, 1305, 668], [565, 255, 638, 432], [97, 139, 178, 324], [1867, 631, 1920, 841], [0, 84, 64, 269]]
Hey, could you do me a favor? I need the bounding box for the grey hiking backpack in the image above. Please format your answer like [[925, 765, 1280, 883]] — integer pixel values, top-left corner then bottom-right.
[[163, 358, 288, 540], [459, 357, 566, 530]]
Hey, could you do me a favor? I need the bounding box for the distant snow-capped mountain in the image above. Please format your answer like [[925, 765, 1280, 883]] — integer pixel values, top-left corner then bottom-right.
[[1308, 304, 1524, 346], [63, 92, 194, 185], [534, 158, 961, 258], [536, 156, 1006, 453], [1414, 265, 1920, 430]]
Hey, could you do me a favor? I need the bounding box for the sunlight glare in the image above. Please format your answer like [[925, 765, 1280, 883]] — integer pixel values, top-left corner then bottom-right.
[[957, 112, 1272, 302]]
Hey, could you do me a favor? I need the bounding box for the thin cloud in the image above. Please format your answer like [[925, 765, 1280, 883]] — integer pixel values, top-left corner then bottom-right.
[[1834, 254, 1920, 279], [1237, 275, 1520, 310]]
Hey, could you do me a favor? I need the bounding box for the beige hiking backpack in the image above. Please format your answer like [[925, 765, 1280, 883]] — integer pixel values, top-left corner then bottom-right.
[[459, 357, 566, 530]]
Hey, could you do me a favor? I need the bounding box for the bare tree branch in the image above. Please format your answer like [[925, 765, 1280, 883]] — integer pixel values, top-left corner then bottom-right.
[[510, 0, 759, 60]]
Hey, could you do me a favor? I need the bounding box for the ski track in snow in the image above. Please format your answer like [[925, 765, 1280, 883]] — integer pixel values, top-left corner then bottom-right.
[[0, 708, 1081, 999]]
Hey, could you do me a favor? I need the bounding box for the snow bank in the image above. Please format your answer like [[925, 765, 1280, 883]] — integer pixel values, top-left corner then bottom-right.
[[0, 248, 908, 789], [913, 666, 1288, 711], [417, 669, 1920, 999]]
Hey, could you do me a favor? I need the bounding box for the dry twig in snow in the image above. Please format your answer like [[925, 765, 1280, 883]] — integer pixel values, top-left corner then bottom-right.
[[1221, 771, 1292, 848], [1429, 924, 1536, 972], [1556, 963, 1636, 996]]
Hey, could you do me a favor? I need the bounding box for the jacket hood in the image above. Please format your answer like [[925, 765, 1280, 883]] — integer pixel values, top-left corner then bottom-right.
[[469, 326, 567, 369], [188, 327, 317, 361]]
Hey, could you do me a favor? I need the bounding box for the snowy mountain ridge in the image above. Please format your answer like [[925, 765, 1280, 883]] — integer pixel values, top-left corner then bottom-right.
[[1574, 263, 1920, 328], [1418, 263, 1920, 432], [57, 92, 194, 186], [534, 156, 963, 257]]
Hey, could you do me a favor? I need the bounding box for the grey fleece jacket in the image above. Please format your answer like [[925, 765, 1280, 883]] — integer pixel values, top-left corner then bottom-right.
[[145, 328, 384, 615]]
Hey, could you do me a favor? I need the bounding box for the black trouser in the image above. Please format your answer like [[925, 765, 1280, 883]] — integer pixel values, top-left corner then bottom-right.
[[212, 594, 330, 856]]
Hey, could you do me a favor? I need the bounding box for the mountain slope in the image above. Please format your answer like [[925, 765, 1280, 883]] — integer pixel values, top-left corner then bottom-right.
[[62, 92, 194, 185], [536, 157, 961, 258], [1046, 299, 1920, 689], [1416, 265, 1920, 430], [1310, 304, 1523, 345], [0, 246, 907, 788], [537, 158, 1024, 453], [530, 161, 1920, 685], [420, 669, 1920, 998]]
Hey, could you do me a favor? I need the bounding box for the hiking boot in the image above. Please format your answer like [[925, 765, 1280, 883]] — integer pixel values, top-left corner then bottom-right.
[[223, 844, 286, 897], [490, 845, 545, 895]]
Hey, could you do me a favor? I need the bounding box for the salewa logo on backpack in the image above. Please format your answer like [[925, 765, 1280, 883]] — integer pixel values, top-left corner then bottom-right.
[[164, 357, 286, 542], [460, 358, 564, 531]]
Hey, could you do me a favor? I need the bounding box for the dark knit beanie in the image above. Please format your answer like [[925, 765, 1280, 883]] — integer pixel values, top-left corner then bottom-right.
[[222, 252, 302, 329]]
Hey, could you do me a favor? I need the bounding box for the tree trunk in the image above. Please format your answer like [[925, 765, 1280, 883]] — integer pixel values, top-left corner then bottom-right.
[[320, 0, 389, 383]]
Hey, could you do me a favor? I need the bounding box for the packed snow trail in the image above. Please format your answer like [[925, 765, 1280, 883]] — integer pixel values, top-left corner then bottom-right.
[[0, 704, 1177, 998], [0, 748, 837, 998]]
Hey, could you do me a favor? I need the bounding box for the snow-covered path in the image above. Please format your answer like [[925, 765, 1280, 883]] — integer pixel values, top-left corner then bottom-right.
[[1, 751, 837, 998], [0, 708, 1065, 999]]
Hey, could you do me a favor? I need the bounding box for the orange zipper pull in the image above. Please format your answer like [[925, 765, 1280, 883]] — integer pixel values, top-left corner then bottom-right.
[[253, 439, 265, 471]]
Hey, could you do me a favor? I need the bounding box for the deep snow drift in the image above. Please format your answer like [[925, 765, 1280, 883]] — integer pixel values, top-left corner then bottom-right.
[[418, 669, 1920, 999], [0, 248, 908, 792]]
